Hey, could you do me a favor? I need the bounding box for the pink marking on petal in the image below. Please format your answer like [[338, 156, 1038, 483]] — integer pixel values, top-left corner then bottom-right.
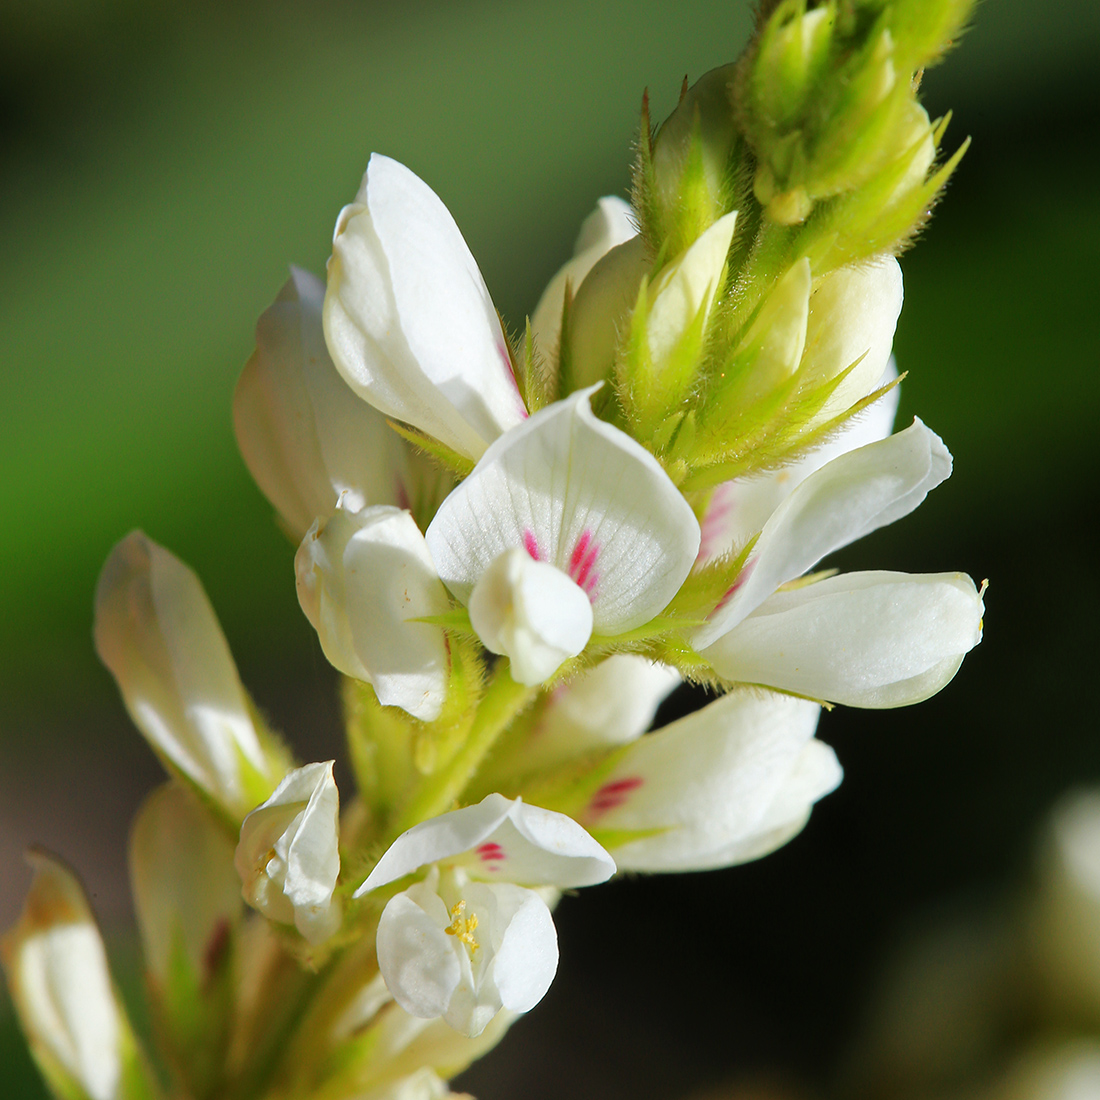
[[567, 530, 601, 599], [697, 483, 738, 563], [523, 530, 541, 561], [587, 776, 644, 820], [476, 841, 506, 873]]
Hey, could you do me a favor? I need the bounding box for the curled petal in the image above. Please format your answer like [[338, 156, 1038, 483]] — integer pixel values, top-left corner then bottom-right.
[[700, 570, 985, 707], [356, 793, 615, 897], [94, 532, 281, 819], [425, 388, 699, 636], [324, 154, 526, 460], [582, 691, 837, 872], [468, 548, 593, 685], [530, 196, 636, 363], [235, 762, 342, 944], [233, 266, 413, 538], [695, 417, 951, 648], [296, 504, 451, 721]]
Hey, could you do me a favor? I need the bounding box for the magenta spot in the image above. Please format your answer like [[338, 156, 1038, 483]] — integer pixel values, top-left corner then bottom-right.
[[523, 530, 541, 560], [588, 776, 644, 820], [394, 477, 411, 512], [567, 530, 600, 598], [476, 842, 506, 872]]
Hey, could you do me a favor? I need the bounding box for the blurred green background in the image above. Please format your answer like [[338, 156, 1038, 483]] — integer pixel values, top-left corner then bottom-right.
[[1, 1, 1098, 1098]]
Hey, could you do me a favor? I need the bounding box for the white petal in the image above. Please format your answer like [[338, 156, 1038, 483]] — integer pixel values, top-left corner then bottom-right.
[[377, 885, 463, 1023], [356, 793, 615, 897], [802, 255, 903, 420], [696, 359, 899, 564], [701, 570, 985, 707], [647, 211, 737, 366], [568, 234, 651, 389], [94, 532, 273, 818], [695, 418, 951, 648], [530, 196, 636, 363], [1, 855, 126, 1100], [325, 154, 526, 460], [425, 387, 700, 635], [469, 882, 557, 1014], [468, 548, 593, 685], [582, 691, 830, 872], [295, 503, 451, 721], [499, 655, 680, 776], [235, 761, 342, 944], [233, 266, 412, 538], [129, 783, 241, 986]]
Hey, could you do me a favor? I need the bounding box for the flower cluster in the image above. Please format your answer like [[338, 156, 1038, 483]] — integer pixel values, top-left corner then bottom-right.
[[2, 3, 983, 1099]]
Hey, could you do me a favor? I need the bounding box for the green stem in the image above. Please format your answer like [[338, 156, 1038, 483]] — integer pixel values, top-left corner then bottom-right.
[[387, 663, 536, 839]]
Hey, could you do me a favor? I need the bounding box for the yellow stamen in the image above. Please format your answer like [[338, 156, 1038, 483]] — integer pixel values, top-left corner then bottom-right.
[[444, 900, 479, 954]]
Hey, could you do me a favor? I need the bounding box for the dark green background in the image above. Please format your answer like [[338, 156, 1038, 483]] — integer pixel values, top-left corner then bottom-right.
[[2, 2, 1098, 1098]]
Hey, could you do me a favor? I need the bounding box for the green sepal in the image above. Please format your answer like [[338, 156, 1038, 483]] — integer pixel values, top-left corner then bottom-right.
[[385, 420, 475, 480]]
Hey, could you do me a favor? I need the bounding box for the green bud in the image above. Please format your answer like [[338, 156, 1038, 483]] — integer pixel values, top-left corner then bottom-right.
[[639, 64, 747, 259]]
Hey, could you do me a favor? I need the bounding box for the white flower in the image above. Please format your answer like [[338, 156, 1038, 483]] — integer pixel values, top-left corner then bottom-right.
[[94, 531, 283, 819], [129, 783, 241, 989], [576, 690, 839, 872], [235, 761, 342, 945], [324, 154, 527, 461], [425, 387, 700, 683], [357, 794, 615, 1036], [233, 266, 415, 539], [694, 419, 985, 706], [529, 196, 636, 364], [0, 854, 147, 1100], [295, 503, 452, 720]]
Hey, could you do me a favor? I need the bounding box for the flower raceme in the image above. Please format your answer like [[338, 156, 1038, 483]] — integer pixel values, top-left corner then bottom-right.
[[7, 15, 986, 1100]]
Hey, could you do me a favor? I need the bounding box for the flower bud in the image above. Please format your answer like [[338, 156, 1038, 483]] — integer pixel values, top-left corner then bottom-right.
[[1, 853, 158, 1100], [94, 532, 289, 822], [646, 64, 742, 257], [801, 254, 903, 420], [130, 783, 241, 987], [325, 154, 527, 461], [566, 234, 649, 389], [235, 761, 342, 945], [129, 783, 240, 1094], [295, 503, 451, 721], [529, 197, 636, 368], [234, 266, 416, 539]]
